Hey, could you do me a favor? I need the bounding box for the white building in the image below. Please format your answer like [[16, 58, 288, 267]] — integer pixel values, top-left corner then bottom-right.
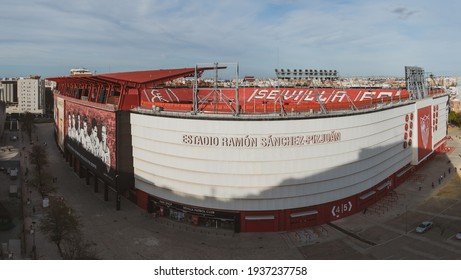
[[0, 78, 17, 104], [17, 76, 45, 114], [70, 68, 93, 76]]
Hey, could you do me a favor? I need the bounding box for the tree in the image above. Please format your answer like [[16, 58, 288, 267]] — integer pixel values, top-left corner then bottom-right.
[[39, 198, 80, 257], [448, 111, 461, 126], [21, 111, 35, 141], [61, 231, 98, 260], [28, 171, 56, 196], [39, 198, 98, 259], [28, 144, 48, 191]]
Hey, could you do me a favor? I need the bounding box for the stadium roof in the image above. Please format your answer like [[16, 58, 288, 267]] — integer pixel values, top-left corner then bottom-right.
[[48, 66, 225, 88]]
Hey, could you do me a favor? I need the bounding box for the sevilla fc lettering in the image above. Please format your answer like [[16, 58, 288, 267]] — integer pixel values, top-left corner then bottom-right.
[[140, 87, 409, 105]]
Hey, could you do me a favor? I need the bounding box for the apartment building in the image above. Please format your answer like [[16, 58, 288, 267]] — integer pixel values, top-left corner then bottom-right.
[[17, 76, 45, 114], [0, 78, 18, 104]]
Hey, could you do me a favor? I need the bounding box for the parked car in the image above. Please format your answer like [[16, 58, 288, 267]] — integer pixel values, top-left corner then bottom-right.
[[416, 221, 433, 233], [456, 232, 461, 240]]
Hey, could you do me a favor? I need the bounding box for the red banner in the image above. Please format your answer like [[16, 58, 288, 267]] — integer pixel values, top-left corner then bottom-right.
[[417, 106, 432, 162]]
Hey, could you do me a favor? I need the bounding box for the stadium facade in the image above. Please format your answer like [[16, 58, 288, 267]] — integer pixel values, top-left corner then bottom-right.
[[49, 65, 449, 232]]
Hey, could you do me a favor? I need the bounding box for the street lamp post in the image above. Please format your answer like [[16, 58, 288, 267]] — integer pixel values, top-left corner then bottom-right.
[[31, 221, 36, 259], [405, 204, 408, 235], [115, 174, 120, 211], [116, 193, 121, 211]]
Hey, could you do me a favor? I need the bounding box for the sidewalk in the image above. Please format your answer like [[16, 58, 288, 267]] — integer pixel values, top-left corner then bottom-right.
[[22, 132, 62, 260]]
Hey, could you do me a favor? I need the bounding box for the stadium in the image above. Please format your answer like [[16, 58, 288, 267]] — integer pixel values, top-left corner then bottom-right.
[[49, 65, 449, 232]]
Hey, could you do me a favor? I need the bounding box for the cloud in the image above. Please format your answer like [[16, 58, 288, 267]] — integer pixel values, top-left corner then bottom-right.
[[391, 7, 419, 20], [0, 0, 460, 77]]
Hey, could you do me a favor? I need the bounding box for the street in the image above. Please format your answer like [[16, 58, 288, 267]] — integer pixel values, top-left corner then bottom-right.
[[2, 122, 461, 259]]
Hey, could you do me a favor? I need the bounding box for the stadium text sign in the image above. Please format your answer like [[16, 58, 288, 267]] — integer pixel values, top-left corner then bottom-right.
[[182, 131, 341, 148]]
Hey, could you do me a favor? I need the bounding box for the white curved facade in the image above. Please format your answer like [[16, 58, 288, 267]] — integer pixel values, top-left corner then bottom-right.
[[131, 96, 448, 231], [132, 104, 415, 209]]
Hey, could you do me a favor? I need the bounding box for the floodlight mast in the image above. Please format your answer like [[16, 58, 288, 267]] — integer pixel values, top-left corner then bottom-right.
[[274, 68, 361, 114], [405, 66, 427, 100]]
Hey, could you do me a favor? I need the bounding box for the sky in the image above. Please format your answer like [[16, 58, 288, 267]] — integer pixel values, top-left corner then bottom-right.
[[0, 0, 460, 78]]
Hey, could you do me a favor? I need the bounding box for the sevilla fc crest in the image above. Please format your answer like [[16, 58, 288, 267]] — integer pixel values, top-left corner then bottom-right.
[[420, 114, 430, 149]]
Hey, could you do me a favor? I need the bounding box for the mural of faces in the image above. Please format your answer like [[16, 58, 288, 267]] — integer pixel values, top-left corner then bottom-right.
[[65, 102, 115, 173]]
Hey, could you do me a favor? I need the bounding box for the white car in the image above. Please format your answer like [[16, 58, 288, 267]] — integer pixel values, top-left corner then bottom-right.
[[415, 221, 433, 233], [456, 232, 461, 240]]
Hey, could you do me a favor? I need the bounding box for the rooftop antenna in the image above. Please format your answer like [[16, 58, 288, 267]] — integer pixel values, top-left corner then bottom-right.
[[192, 62, 239, 115], [277, 47, 279, 70]]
